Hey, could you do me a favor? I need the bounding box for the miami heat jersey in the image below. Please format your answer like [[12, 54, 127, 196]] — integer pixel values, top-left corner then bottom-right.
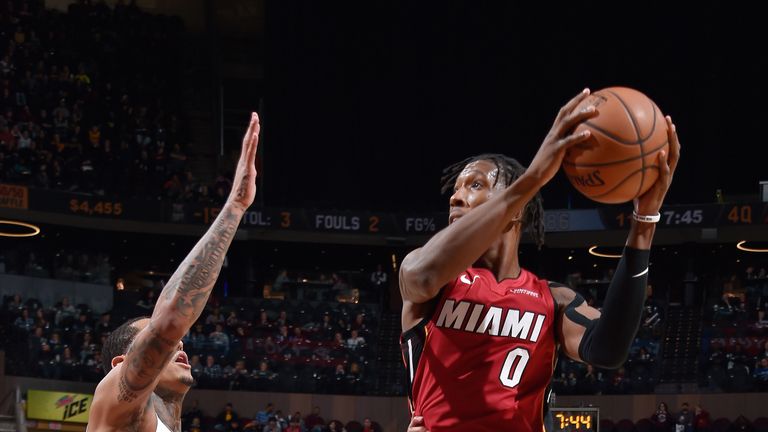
[[401, 267, 557, 432]]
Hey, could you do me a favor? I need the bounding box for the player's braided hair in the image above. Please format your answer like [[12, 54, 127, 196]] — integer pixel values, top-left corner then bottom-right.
[[440, 153, 545, 248]]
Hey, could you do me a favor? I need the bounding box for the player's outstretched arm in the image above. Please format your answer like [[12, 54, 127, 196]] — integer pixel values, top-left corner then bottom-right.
[[400, 89, 598, 305], [92, 113, 260, 422], [556, 116, 680, 368]]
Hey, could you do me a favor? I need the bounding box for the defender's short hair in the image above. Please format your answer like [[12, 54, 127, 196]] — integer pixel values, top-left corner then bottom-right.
[[101, 316, 147, 373]]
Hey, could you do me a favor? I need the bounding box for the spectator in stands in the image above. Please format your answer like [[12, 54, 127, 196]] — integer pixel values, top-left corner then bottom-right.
[[78, 331, 97, 363], [370, 264, 387, 290], [276, 310, 289, 327], [215, 403, 239, 431], [226, 310, 240, 329], [753, 357, 768, 391], [305, 406, 325, 432], [263, 336, 277, 355], [607, 367, 630, 394], [328, 420, 344, 432], [351, 313, 368, 335], [579, 364, 602, 394], [187, 322, 208, 352], [255, 310, 272, 331], [207, 307, 225, 326], [183, 400, 204, 430], [363, 418, 380, 432], [332, 332, 345, 349], [61, 346, 79, 380], [210, 323, 230, 354], [272, 411, 288, 431], [285, 417, 302, 432], [253, 360, 277, 384], [55, 296, 77, 324], [276, 325, 289, 348], [676, 402, 693, 432], [263, 417, 280, 432], [95, 312, 112, 337], [347, 362, 362, 390], [230, 326, 247, 359], [693, 404, 711, 432], [319, 312, 336, 337], [189, 355, 203, 380], [288, 411, 307, 432], [202, 354, 223, 387], [288, 327, 305, 356], [224, 359, 249, 390], [5, 293, 22, 312], [346, 329, 366, 350], [273, 269, 289, 293], [73, 312, 92, 334], [34, 308, 52, 332], [186, 417, 202, 432], [253, 403, 275, 429], [651, 402, 673, 432], [14, 308, 34, 331], [136, 289, 156, 310], [331, 273, 349, 293], [83, 351, 104, 381], [28, 326, 45, 364]]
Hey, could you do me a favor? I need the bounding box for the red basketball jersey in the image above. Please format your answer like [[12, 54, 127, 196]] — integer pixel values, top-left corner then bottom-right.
[[401, 267, 557, 432]]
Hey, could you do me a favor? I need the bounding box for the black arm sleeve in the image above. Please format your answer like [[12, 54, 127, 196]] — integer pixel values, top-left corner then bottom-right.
[[576, 246, 650, 369]]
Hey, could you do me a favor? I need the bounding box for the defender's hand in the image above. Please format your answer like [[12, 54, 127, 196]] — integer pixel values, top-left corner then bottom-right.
[[228, 112, 260, 211]]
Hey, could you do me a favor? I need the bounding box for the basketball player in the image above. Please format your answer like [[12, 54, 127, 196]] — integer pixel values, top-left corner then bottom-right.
[[87, 113, 261, 431], [400, 89, 681, 431]]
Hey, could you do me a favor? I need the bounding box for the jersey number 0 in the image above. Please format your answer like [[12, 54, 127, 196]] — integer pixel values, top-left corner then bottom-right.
[[499, 347, 530, 388]]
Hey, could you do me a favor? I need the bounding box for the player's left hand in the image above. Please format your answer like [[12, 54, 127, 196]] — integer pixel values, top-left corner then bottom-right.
[[227, 112, 261, 211], [407, 416, 429, 432], [634, 115, 680, 215]]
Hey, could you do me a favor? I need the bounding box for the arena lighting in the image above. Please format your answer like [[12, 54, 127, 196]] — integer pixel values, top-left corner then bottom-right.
[[588, 245, 621, 259], [736, 240, 768, 253], [0, 220, 41, 238]]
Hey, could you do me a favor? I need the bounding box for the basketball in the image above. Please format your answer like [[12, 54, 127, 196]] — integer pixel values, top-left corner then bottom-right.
[[562, 87, 669, 204]]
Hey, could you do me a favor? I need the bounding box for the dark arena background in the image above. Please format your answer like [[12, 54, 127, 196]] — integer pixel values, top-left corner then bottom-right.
[[1, 1, 768, 431]]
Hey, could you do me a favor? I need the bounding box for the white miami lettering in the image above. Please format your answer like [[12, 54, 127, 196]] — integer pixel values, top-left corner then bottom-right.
[[435, 299, 470, 329], [435, 299, 546, 342]]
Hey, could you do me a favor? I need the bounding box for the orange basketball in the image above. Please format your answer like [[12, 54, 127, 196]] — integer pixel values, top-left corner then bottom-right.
[[562, 87, 669, 204]]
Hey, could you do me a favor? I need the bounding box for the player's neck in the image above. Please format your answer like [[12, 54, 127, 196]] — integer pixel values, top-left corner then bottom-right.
[[152, 388, 184, 428], [477, 237, 521, 281]]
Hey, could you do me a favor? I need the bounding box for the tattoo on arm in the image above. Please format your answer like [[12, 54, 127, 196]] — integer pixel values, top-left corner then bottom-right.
[[161, 206, 240, 319], [234, 175, 250, 201], [121, 323, 180, 396], [117, 374, 138, 403]]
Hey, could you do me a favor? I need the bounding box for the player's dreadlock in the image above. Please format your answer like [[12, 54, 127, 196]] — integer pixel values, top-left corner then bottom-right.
[[440, 153, 546, 248]]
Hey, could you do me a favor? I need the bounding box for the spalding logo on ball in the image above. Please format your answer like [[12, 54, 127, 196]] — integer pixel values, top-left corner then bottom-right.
[[562, 87, 669, 204]]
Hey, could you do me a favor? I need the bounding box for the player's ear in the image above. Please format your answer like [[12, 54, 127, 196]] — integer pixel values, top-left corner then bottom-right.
[[111, 354, 126, 369]]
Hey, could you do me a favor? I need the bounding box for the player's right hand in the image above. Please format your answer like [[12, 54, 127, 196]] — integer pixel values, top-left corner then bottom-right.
[[407, 416, 429, 432], [526, 88, 599, 186], [227, 112, 261, 212]]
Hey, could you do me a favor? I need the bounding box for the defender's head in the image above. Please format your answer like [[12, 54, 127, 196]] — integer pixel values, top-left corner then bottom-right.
[[102, 317, 193, 394]]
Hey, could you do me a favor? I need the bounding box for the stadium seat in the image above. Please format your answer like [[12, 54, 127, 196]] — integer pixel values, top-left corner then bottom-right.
[[615, 418, 636, 432], [753, 417, 768, 432], [346, 420, 363, 432], [713, 417, 731, 432], [634, 418, 653, 432], [600, 419, 616, 432]]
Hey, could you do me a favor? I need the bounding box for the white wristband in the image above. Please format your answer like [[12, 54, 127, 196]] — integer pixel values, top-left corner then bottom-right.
[[632, 211, 661, 223]]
